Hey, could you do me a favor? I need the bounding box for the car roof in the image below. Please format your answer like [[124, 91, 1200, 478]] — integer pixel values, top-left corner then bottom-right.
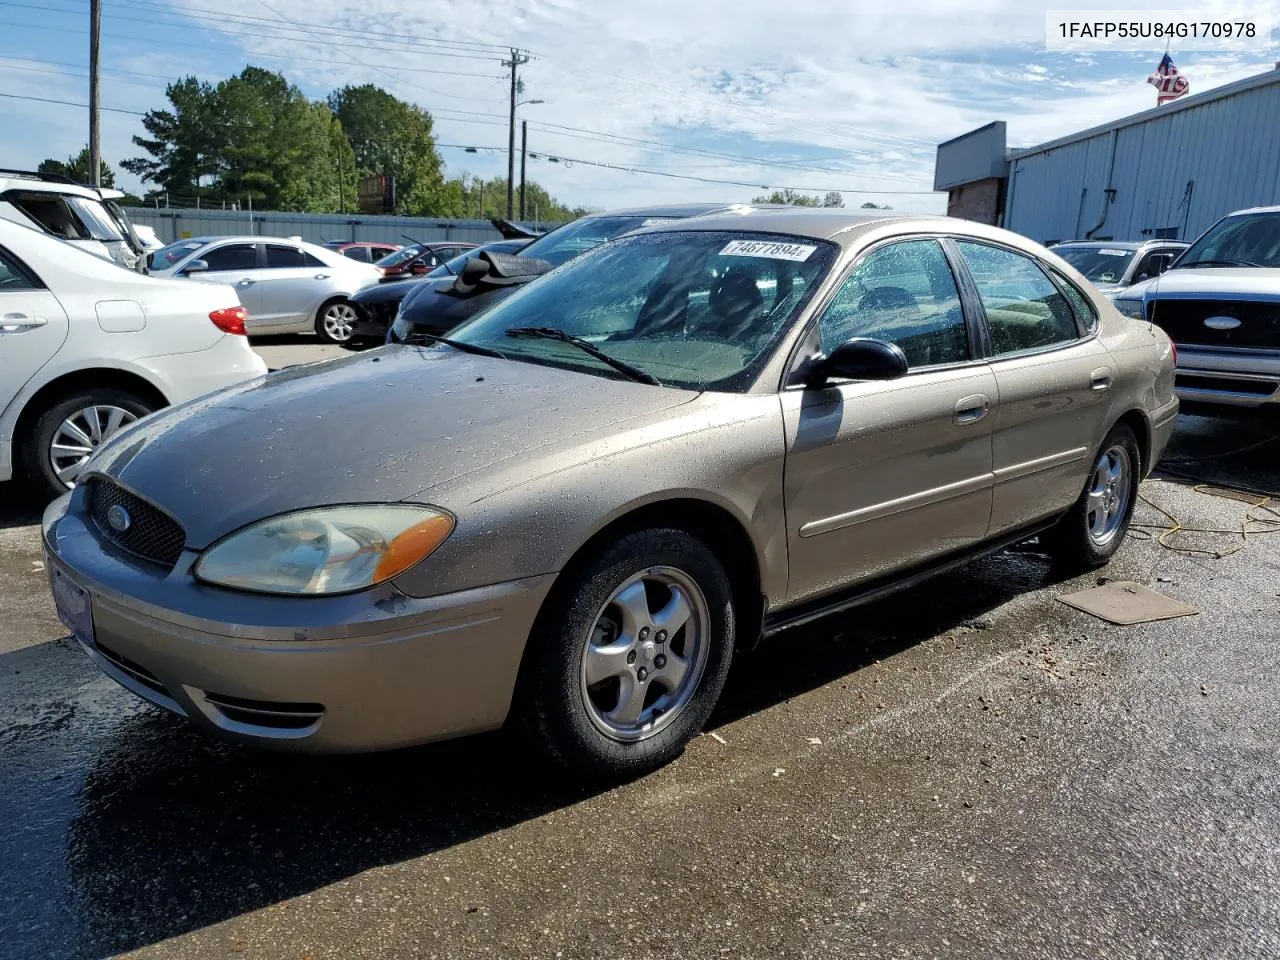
[[583, 202, 754, 219], [1228, 204, 1280, 216], [634, 206, 929, 241], [1052, 239, 1187, 249], [0, 172, 109, 199]]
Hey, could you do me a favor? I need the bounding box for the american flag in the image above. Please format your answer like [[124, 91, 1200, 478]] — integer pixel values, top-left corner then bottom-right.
[[1148, 52, 1190, 105]]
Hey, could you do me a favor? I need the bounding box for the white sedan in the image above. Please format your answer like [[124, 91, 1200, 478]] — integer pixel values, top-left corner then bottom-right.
[[149, 236, 382, 343], [0, 218, 267, 499]]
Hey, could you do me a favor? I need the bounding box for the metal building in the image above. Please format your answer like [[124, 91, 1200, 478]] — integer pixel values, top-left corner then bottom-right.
[[934, 64, 1280, 245]]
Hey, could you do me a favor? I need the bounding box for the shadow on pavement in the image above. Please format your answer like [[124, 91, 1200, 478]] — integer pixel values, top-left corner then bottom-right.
[[0, 482, 44, 531], [29, 547, 1075, 959], [1155, 411, 1280, 496]]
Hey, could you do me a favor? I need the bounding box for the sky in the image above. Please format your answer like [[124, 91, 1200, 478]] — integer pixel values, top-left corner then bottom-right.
[[1, 0, 1277, 214]]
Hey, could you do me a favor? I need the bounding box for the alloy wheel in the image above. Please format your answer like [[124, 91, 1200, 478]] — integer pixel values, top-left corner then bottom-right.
[[49, 404, 138, 488], [580, 566, 711, 742], [1086, 444, 1132, 545], [322, 302, 357, 342]]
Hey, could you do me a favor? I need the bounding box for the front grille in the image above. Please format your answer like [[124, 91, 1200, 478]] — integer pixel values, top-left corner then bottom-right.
[[95, 640, 168, 696], [203, 692, 325, 730], [1150, 299, 1280, 350], [85, 477, 186, 569]]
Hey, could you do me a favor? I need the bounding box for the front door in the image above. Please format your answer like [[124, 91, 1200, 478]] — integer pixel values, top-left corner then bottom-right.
[[0, 245, 70, 415], [253, 244, 329, 329], [782, 238, 996, 604], [952, 240, 1115, 535], [190, 242, 262, 322]]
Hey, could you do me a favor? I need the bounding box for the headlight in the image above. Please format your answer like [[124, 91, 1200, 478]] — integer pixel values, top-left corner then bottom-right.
[[194, 505, 454, 596], [1113, 298, 1146, 319]]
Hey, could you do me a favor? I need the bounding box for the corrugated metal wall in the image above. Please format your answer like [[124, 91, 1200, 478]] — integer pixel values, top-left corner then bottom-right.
[[122, 208, 565, 246], [1006, 75, 1280, 244]]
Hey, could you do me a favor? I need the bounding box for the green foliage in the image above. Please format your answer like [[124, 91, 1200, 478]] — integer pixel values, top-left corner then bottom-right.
[[123, 71, 579, 218], [860, 201, 892, 209], [38, 147, 117, 188], [451, 175, 589, 221], [752, 188, 845, 208]]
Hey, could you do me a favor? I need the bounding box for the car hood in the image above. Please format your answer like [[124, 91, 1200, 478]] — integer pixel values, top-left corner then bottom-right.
[[351, 276, 429, 305], [1121, 267, 1280, 299], [87, 346, 697, 549]]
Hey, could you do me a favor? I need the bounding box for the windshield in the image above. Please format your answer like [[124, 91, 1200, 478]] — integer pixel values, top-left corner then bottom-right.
[[1054, 245, 1135, 283], [1177, 212, 1280, 268], [517, 215, 659, 267], [375, 244, 425, 268], [63, 196, 126, 241], [152, 238, 208, 268], [443, 230, 837, 391]]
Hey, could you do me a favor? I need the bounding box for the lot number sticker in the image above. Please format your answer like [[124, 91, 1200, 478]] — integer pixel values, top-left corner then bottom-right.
[[719, 239, 817, 261]]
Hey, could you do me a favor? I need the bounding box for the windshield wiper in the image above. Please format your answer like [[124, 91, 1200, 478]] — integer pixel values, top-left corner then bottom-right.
[[401, 331, 508, 359], [504, 327, 661, 386], [1177, 258, 1265, 268]]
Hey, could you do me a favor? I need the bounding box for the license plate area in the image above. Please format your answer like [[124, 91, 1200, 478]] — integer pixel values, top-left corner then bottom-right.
[[50, 562, 95, 649]]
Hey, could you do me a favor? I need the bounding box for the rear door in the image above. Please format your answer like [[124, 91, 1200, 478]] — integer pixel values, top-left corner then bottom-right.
[[254, 244, 330, 328], [0, 244, 70, 418], [781, 237, 996, 603], [952, 240, 1113, 535]]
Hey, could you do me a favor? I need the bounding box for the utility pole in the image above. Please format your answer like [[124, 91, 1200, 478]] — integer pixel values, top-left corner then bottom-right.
[[89, 0, 101, 187], [520, 120, 528, 220], [503, 48, 529, 218]]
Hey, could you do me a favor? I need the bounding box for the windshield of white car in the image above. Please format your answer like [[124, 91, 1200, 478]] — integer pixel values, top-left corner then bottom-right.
[[1053, 245, 1135, 282], [375, 244, 425, 268], [517, 215, 657, 267], [445, 230, 837, 392], [1177, 212, 1280, 268], [153, 239, 209, 268], [64, 196, 127, 242]]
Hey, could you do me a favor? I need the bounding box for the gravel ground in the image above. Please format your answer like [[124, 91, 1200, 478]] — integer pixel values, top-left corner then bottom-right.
[[0, 406, 1277, 960]]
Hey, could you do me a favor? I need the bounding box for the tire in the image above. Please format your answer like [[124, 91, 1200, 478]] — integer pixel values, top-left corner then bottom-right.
[[22, 387, 155, 501], [315, 299, 357, 344], [516, 527, 736, 779], [1045, 423, 1141, 571]]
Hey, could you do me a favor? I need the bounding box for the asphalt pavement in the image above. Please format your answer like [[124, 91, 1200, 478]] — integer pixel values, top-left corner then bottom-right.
[[1, 382, 1278, 959]]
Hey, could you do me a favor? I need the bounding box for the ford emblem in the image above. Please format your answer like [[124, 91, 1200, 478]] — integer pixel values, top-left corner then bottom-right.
[[1204, 315, 1241, 331], [106, 504, 132, 533]]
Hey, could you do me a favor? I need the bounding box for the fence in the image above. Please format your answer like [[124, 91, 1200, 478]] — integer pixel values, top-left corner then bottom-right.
[[122, 208, 564, 247]]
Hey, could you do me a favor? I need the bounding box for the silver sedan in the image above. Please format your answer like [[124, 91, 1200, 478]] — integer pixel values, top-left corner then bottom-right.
[[45, 208, 1176, 778], [149, 236, 381, 343]]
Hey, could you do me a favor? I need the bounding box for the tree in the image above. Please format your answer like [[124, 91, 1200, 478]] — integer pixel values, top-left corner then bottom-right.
[[327, 84, 449, 216], [860, 201, 892, 209], [752, 188, 844, 207], [449, 175, 587, 221], [38, 147, 117, 187], [123, 76, 220, 199]]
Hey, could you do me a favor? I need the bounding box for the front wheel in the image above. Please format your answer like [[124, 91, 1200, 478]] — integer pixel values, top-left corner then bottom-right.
[[315, 299, 357, 344], [517, 528, 736, 779], [1045, 423, 1141, 570]]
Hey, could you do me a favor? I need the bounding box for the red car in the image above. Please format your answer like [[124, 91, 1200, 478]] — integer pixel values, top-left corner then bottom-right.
[[322, 241, 402, 264], [374, 241, 478, 279]]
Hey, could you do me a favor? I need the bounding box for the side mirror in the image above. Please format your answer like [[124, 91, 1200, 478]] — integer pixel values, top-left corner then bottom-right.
[[808, 338, 908, 386], [183, 259, 209, 275]]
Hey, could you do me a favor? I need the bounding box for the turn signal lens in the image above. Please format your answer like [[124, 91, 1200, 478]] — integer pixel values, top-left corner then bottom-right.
[[210, 306, 247, 335]]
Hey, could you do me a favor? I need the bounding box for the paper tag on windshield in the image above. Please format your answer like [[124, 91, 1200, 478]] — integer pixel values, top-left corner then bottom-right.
[[719, 239, 817, 262], [1098, 248, 1129, 256]]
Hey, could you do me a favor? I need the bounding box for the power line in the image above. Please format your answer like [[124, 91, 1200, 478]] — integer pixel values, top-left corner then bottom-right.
[[0, 91, 145, 114], [433, 143, 938, 195]]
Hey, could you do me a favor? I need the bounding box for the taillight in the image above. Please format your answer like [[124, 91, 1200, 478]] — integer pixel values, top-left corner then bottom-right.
[[210, 306, 247, 335], [1170, 340, 1178, 366]]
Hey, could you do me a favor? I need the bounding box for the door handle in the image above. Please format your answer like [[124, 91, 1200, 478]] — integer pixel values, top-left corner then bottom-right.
[[237, 279, 255, 287], [953, 393, 990, 425], [313, 273, 331, 280], [1090, 367, 1114, 391], [0, 313, 47, 332]]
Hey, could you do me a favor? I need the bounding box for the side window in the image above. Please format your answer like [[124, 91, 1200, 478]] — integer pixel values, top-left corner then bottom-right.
[[0, 247, 38, 290], [201, 243, 258, 271], [954, 241, 1079, 356], [373, 246, 394, 260], [1050, 268, 1097, 333], [342, 247, 368, 261], [303, 252, 326, 268], [265, 245, 307, 268], [817, 239, 968, 368]]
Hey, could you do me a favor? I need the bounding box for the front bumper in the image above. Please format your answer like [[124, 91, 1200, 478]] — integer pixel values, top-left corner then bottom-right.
[[1173, 346, 1280, 408], [43, 495, 554, 752]]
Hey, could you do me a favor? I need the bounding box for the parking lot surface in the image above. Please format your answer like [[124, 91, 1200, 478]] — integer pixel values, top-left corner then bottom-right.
[[1, 381, 1277, 958]]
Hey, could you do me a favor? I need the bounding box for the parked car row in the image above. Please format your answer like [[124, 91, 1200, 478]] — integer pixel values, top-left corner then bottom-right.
[[37, 204, 1181, 780]]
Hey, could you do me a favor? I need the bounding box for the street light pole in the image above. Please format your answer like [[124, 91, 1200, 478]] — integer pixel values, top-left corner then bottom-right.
[[503, 48, 529, 218], [520, 120, 528, 220], [89, 0, 101, 187]]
